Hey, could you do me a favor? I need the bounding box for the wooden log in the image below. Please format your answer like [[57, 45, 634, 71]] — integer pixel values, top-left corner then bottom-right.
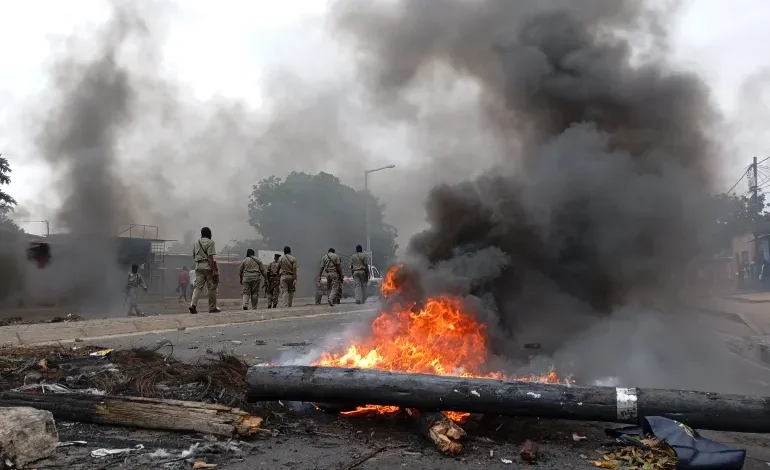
[[405, 409, 465, 455], [0, 407, 59, 467], [0, 392, 263, 437], [245, 365, 770, 433]]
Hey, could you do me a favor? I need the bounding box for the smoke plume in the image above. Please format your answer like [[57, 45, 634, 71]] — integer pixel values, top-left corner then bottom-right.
[[328, 0, 736, 386]]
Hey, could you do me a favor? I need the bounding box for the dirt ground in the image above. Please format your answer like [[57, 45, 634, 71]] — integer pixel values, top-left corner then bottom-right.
[[31, 410, 770, 469]]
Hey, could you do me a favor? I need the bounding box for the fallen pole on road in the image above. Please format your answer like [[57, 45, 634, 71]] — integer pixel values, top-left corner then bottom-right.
[[0, 392, 264, 437], [246, 365, 770, 433]]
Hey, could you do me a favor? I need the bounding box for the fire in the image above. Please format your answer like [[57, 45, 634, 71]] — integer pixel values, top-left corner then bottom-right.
[[314, 265, 568, 422]]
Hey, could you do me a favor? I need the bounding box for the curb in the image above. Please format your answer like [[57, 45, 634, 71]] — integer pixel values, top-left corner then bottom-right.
[[723, 296, 770, 304], [0, 305, 377, 347], [690, 305, 763, 336]]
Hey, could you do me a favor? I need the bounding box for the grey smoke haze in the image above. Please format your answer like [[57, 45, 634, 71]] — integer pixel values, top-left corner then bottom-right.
[[325, 0, 750, 390]]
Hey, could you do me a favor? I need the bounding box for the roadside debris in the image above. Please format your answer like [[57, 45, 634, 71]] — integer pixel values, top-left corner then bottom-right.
[[0, 313, 83, 327], [0, 392, 266, 437], [193, 459, 218, 468], [0, 407, 59, 468], [600, 416, 746, 470], [520, 439, 538, 462], [91, 444, 145, 458]]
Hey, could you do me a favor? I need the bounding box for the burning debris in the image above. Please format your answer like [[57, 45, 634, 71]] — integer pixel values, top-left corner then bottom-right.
[[312, 265, 570, 425]]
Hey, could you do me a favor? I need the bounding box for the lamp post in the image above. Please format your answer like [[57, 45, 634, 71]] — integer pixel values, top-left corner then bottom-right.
[[364, 165, 395, 261]]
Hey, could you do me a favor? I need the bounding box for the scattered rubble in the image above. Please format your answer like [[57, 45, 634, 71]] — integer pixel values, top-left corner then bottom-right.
[[0, 407, 58, 467], [0, 313, 84, 326], [519, 439, 538, 462], [591, 438, 677, 470]]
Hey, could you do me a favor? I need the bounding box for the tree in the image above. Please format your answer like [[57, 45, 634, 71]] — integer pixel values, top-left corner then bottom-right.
[[248, 172, 398, 291], [220, 238, 267, 260], [703, 191, 770, 255], [0, 155, 16, 214], [0, 155, 21, 239]]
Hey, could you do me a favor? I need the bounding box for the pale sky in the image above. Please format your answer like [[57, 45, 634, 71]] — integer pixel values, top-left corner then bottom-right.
[[2, 0, 770, 237]]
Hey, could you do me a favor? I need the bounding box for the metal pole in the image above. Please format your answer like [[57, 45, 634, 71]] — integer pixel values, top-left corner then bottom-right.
[[754, 156, 760, 263], [365, 171, 370, 254], [363, 165, 396, 261]]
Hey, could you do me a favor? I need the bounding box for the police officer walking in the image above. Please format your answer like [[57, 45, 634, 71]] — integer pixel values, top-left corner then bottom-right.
[[349, 245, 370, 304], [278, 246, 298, 308], [239, 249, 267, 310], [266, 253, 281, 308], [189, 226, 220, 314], [319, 248, 342, 307]]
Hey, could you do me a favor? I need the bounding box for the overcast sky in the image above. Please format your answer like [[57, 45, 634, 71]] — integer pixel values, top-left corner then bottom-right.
[[2, 0, 770, 238]]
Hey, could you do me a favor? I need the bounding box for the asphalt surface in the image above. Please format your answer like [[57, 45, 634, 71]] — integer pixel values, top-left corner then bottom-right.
[[89, 305, 380, 364], [55, 304, 770, 469]]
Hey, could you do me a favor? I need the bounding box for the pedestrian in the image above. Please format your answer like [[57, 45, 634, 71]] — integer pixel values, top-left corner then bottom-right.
[[350, 245, 370, 304], [189, 226, 221, 314], [239, 249, 267, 310], [177, 265, 189, 303], [126, 263, 148, 317], [319, 248, 342, 307], [266, 253, 281, 308], [187, 266, 196, 300], [278, 246, 298, 308]]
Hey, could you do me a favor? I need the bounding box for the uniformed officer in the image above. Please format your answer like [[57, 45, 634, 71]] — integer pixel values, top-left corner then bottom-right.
[[239, 249, 267, 310], [319, 248, 342, 307], [266, 253, 281, 308], [126, 264, 148, 317], [350, 245, 370, 304], [189, 226, 220, 314], [278, 246, 298, 308]]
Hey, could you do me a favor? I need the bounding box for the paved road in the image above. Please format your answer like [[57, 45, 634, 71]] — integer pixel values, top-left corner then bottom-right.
[[90, 307, 380, 364], [0, 296, 325, 322], [61, 305, 770, 469]]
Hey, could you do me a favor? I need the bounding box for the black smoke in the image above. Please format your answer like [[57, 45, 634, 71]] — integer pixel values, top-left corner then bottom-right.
[[331, 0, 724, 357]]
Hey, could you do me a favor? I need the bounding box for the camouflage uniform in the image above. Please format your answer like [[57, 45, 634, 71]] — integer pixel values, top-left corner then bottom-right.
[[320, 252, 342, 307], [191, 237, 218, 312], [126, 271, 147, 317], [278, 253, 298, 308], [266, 259, 280, 308], [350, 252, 369, 304], [239, 255, 267, 310]]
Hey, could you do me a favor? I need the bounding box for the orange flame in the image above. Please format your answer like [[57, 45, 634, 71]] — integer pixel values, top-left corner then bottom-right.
[[314, 265, 568, 422]]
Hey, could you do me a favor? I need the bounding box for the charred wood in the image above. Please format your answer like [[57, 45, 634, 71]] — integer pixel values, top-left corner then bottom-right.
[[405, 409, 465, 455], [0, 392, 263, 437], [246, 365, 770, 433]]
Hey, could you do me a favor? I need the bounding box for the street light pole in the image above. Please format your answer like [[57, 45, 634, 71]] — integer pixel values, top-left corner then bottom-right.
[[364, 165, 396, 257]]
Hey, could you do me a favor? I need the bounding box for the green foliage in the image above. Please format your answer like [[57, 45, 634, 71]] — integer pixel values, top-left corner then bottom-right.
[[220, 238, 267, 258], [705, 191, 770, 254], [0, 155, 17, 215], [0, 155, 22, 241], [248, 172, 398, 270]]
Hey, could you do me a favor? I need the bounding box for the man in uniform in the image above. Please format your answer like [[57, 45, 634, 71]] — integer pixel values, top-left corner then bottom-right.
[[126, 264, 148, 317], [189, 226, 221, 314], [350, 245, 370, 304], [266, 253, 281, 308], [319, 248, 342, 307], [278, 246, 298, 308], [239, 249, 267, 310]]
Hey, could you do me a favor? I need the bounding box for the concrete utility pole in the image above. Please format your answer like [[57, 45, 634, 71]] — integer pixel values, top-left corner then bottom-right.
[[752, 156, 762, 262], [364, 165, 396, 262]]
